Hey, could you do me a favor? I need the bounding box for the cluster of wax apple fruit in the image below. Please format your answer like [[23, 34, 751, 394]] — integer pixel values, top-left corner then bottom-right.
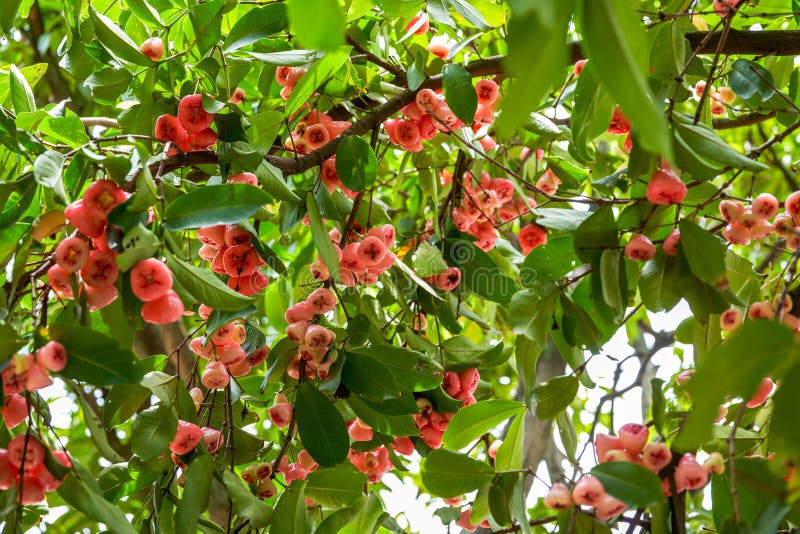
[[155, 94, 218, 153], [275, 66, 308, 101], [410, 368, 480, 449], [383, 80, 499, 153], [282, 109, 352, 157], [196, 217, 270, 297], [449, 170, 546, 255], [49, 180, 185, 322], [694, 81, 737, 116], [542, 424, 720, 520], [166, 419, 224, 478], [307, 224, 397, 287], [281, 287, 338, 380], [190, 306, 270, 389], [0, 434, 71, 504], [2, 342, 68, 430]]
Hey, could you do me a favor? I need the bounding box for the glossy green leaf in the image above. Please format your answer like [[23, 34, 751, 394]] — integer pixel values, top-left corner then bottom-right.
[[729, 59, 775, 101], [591, 462, 666, 507], [287, 0, 345, 51], [600, 249, 624, 313], [167, 255, 254, 311], [89, 6, 153, 66], [295, 381, 349, 467], [175, 454, 214, 534], [131, 404, 177, 461], [576, 0, 673, 159], [189, 0, 224, 56], [336, 136, 377, 191], [272, 480, 312, 534], [442, 64, 478, 126], [223, 4, 287, 51], [164, 184, 270, 230], [420, 449, 494, 498], [678, 220, 727, 284], [347, 345, 441, 391], [306, 191, 341, 282], [342, 350, 400, 401], [442, 400, 524, 449], [305, 467, 367, 508], [9, 64, 35, 113], [444, 239, 518, 303], [495, 414, 525, 471], [51, 323, 144, 386], [531, 374, 579, 419], [220, 470, 274, 528], [672, 114, 769, 174], [284, 46, 350, 117], [0, 0, 23, 32], [573, 206, 617, 264], [570, 63, 614, 161]]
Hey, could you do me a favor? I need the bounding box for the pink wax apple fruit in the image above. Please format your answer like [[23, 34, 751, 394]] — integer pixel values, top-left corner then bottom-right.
[[170, 420, 203, 455]]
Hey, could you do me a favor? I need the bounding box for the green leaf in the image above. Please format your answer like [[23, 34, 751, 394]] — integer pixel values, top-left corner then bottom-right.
[[638, 252, 681, 312], [576, 0, 673, 159], [508, 288, 556, 345], [600, 249, 624, 313], [591, 462, 666, 507], [495, 414, 525, 470], [556, 410, 577, 462], [496, 1, 572, 137], [489, 472, 516, 526], [167, 255, 254, 311], [531, 374, 579, 419], [272, 480, 311, 534], [677, 320, 796, 449], [51, 323, 144, 386], [677, 220, 726, 284], [103, 383, 150, 428], [442, 400, 524, 449], [442, 64, 478, 126], [559, 293, 602, 351], [335, 136, 377, 191], [223, 4, 287, 51], [116, 224, 160, 272], [9, 64, 35, 114], [89, 6, 153, 67], [131, 404, 177, 461], [295, 381, 349, 467], [189, 0, 224, 56], [220, 470, 273, 528], [0, 324, 24, 362], [341, 351, 400, 402], [729, 59, 775, 101], [306, 192, 341, 282], [75, 392, 125, 463], [164, 184, 270, 230], [287, 0, 345, 51], [206, 305, 257, 339], [285, 47, 351, 117], [305, 467, 367, 508], [175, 454, 214, 534], [651, 378, 666, 436], [413, 242, 449, 277], [57, 461, 138, 534], [672, 114, 769, 174], [420, 449, 494, 498], [33, 150, 65, 188], [570, 63, 614, 161], [444, 239, 518, 303], [347, 393, 419, 437], [768, 362, 800, 463], [0, 0, 23, 32], [534, 208, 592, 231], [573, 206, 617, 264], [348, 346, 442, 391], [446, 0, 490, 30], [127, 0, 164, 27]]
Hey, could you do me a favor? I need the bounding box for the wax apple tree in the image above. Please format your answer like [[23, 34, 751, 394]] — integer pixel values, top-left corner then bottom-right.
[[2, 0, 800, 532]]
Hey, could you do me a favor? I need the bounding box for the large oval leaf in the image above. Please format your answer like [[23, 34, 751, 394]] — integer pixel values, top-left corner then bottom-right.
[[164, 184, 271, 230], [442, 64, 478, 126], [167, 255, 254, 311], [420, 449, 494, 498], [442, 400, 524, 450], [335, 136, 377, 192], [591, 461, 666, 508], [295, 381, 349, 467]]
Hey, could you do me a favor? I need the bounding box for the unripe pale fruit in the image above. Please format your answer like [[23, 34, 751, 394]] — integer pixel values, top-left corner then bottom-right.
[[785, 191, 800, 218], [487, 439, 502, 459], [141, 289, 185, 324], [642, 442, 672, 473], [131, 258, 173, 302], [427, 35, 450, 59], [170, 420, 203, 455], [752, 193, 779, 219], [625, 234, 656, 262], [595, 434, 624, 463], [304, 324, 335, 350], [230, 87, 246, 104], [723, 223, 750, 245], [178, 94, 214, 133], [80, 250, 119, 287], [544, 482, 573, 510], [618, 423, 648, 454], [269, 402, 292, 428], [596, 493, 626, 520], [745, 377, 775, 408], [54, 237, 90, 273], [572, 475, 606, 507], [474, 79, 499, 106], [140, 37, 164, 61], [256, 478, 277, 499], [646, 170, 687, 205], [719, 200, 745, 223], [663, 228, 680, 257], [241, 464, 258, 484], [748, 301, 774, 320], [36, 341, 67, 372], [201, 426, 224, 453], [704, 452, 725, 474], [202, 361, 229, 389], [7, 434, 45, 471], [720, 308, 743, 331]]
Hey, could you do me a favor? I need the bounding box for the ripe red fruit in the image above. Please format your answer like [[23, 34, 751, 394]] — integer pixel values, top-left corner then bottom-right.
[[224, 225, 252, 246], [269, 401, 292, 428], [306, 287, 336, 315], [2, 394, 28, 429], [618, 423, 648, 454], [83, 179, 127, 219], [185, 128, 218, 151], [222, 245, 260, 277], [80, 250, 119, 287], [646, 169, 687, 205], [304, 123, 330, 150], [595, 434, 624, 463], [675, 453, 708, 491], [201, 426, 224, 453], [543, 482, 573, 510], [536, 169, 561, 195], [131, 258, 173, 302], [642, 442, 672, 473], [474, 79, 499, 106], [228, 172, 258, 186], [202, 361, 229, 389], [64, 200, 105, 238], [155, 114, 187, 146], [405, 13, 429, 35], [7, 434, 46, 471], [47, 264, 74, 299], [663, 228, 680, 256], [141, 289, 185, 324], [572, 475, 606, 507], [247, 345, 270, 367], [595, 493, 626, 520], [624, 234, 656, 262], [85, 284, 119, 311], [435, 266, 461, 291], [573, 59, 588, 77], [230, 87, 246, 104], [415, 88, 438, 112], [178, 94, 214, 132], [170, 420, 203, 455], [33, 450, 71, 492], [348, 419, 374, 442], [745, 377, 775, 408], [36, 341, 67, 372], [427, 36, 450, 59], [356, 236, 387, 266], [518, 224, 547, 255], [607, 107, 630, 134], [54, 237, 90, 273], [140, 37, 164, 61], [17, 473, 45, 504]]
